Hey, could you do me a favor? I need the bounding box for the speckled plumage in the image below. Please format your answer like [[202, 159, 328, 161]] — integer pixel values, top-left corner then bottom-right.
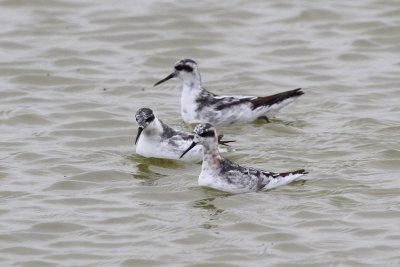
[[180, 123, 308, 193], [154, 59, 304, 125]]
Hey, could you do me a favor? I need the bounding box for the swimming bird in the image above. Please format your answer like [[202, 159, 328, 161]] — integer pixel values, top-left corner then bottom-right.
[[180, 123, 307, 193], [154, 59, 304, 125], [135, 108, 233, 161]]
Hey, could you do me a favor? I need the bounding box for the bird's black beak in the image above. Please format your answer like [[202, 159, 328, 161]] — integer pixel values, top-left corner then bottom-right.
[[179, 141, 197, 159], [135, 127, 144, 145], [154, 72, 176, 87]]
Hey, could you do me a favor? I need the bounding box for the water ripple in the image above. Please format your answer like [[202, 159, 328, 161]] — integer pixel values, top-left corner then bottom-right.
[[0, 0, 399, 266]]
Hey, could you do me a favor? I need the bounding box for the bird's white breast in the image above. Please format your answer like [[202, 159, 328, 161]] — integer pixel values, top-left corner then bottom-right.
[[180, 85, 201, 124]]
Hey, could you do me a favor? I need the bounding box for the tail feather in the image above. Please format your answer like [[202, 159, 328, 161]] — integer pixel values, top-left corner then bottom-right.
[[251, 88, 304, 110], [263, 169, 307, 190], [217, 134, 235, 146]]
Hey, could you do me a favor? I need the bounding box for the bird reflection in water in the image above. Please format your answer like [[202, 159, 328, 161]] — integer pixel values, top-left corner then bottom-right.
[[192, 189, 232, 230]]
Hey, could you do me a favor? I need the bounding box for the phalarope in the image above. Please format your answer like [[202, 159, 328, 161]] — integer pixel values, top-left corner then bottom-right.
[[180, 123, 307, 193], [154, 59, 304, 125], [135, 108, 233, 161]]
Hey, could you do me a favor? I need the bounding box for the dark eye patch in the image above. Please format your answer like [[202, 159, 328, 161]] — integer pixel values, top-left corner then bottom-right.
[[145, 114, 155, 123], [174, 64, 193, 72], [198, 130, 215, 138]]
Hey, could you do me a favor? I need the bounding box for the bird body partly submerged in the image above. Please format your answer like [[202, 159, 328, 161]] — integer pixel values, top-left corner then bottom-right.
[[135, 108, 232, 161], [180, 123, 307, 193]]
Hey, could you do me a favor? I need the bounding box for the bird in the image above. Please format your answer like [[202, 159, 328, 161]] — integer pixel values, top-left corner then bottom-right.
[[154, 58, 304, 125], [134, 108, 234, 161], [180, 123, 307, 194]]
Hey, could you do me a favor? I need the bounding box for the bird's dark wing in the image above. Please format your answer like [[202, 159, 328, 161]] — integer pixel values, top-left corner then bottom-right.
[[250, 88, 304, 110]]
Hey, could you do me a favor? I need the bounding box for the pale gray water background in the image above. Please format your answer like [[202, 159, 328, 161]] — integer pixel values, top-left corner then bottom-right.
[[0, 0, 399, 266]]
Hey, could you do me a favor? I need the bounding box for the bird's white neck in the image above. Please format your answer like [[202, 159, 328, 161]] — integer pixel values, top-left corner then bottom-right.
[[182, 76, 202, 91], [143, 117, 163, 136], [201, 141, 221, 169], [180, 80, 204, 123]]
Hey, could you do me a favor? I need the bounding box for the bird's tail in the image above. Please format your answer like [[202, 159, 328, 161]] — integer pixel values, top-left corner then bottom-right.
[[264, 169, 307, 190], [217, 134, 235, 146], [251, 88, 304, 111]]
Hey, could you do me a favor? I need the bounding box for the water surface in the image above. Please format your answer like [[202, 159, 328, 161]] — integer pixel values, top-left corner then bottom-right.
[[0, 0, 399, 266]]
